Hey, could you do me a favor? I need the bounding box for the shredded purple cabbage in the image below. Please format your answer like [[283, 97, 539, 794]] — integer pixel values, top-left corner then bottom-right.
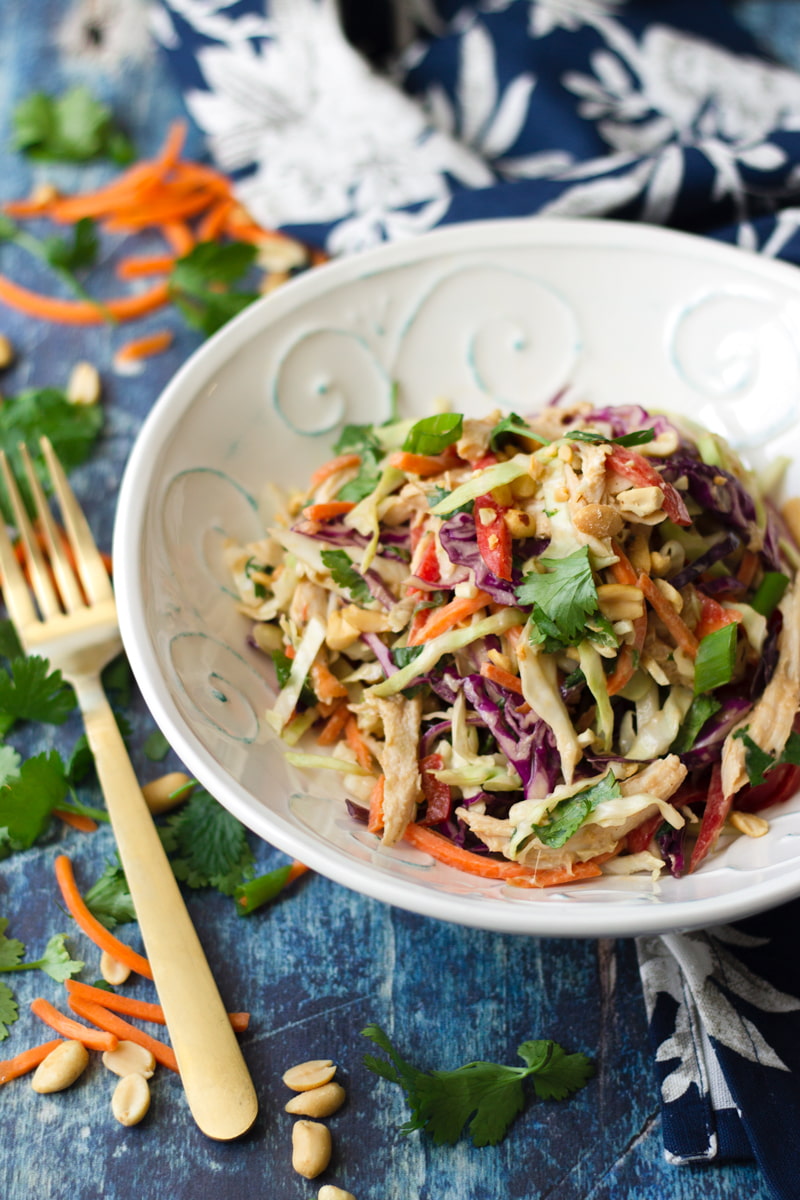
[[656, 822, 686, 878], [669, 531, 740, 590], [679, 695, 752, 770]]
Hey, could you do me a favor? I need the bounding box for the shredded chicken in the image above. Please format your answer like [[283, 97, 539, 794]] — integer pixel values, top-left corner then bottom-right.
[[376, 695, 423, 845], [619, 754, 687, 801], [721, 582, 800, 797]]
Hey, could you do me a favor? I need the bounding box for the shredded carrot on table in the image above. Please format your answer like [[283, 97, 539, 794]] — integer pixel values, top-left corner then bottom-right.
[[30, 997, 118, 1052], [67, 994, 178, 1073], [0, 274, 170, 326], [64, 980, 249, 1032], [54, 855, 153, 980], [114, 329, 174, 364], [0, 1039, 65, 1085], [52, 808, 98, 834], [115, 254, 177, 280]]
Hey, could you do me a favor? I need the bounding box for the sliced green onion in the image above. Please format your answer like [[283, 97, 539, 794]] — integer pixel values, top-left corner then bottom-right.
[[429, 457, 531, 516], [234, 864, 292, 916], [402, 412, 463, 456], [694, 623, 738, 694], [750, 570, 790, 617]]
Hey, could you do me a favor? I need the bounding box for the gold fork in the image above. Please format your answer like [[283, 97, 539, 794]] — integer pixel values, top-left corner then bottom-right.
[[0, 437, 258, 1140]]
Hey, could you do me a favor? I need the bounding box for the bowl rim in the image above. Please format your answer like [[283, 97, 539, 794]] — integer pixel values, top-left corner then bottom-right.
[[114, 216, 800, 938]]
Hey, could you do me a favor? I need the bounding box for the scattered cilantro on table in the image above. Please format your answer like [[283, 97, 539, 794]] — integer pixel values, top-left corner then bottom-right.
[[362, 1024, 593, 1147], [11, 86, 135, 164], [169, 241, 260, 337], [159, 789, 254, 895], [84, 860, 137, 931], [0, 214, 102, 306], [0, 918, 83, 1039]]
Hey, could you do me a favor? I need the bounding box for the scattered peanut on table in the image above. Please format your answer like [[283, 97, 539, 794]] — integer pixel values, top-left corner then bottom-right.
[[100, 949, 131, 986], [283, 1059, 338, 1092], [318, 1187, 357, 1200], [111, 1072, 151, 1126], [291, 1119, 332, 1179], [102, 1039, 156, 1079], [30, 1039, 89, 1093], [283, 1057, 348, 1181]]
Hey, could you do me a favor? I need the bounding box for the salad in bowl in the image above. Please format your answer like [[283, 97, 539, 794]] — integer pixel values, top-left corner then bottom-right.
[[222, 396, 800, 890]]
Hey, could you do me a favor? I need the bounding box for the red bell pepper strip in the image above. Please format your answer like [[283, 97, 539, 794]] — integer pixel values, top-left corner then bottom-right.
[[688, 762, 731, 873], [694, 591, 741, 641], [418, 753, 452, 825], [606, 445, 691, 526], [474, 492, 512, 581]]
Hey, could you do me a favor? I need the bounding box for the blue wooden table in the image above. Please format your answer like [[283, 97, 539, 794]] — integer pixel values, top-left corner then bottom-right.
[[0, 3, 791, 1198]]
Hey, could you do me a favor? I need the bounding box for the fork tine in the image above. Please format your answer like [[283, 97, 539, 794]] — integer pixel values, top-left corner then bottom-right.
[[18, 443, 85, 613], [0, 495, 39, 636], [0, 449, 62, 620], [39, 436, 113, 605]]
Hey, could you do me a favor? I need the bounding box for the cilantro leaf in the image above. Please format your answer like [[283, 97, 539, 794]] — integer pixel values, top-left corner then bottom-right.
[[732, 728, 800, 788], [0, 388, 103, 522], [332, 424, 385, 503], [42, 218, 99, 274], [0, 656, 76, 730], [12, 86, 135, 163], [271, 649, 317, 709], [567, 428, 656, 448], [170, 242, 259, 337], [143, 730, 170, 762], [321, 549, 372, 604], [362, 1024, 593, 1147], [0, 981, 18, 1040], [0, 918, 25, 969], [0, 620, 23, 662], [0, 751, 68, 851], [402, 413, 462, 456], [20, 935, 83, 984], [84, 861, 136, 930], [520, 771, 621, 850], [161, 789, 253, 894], [517, 548, 599, 648]]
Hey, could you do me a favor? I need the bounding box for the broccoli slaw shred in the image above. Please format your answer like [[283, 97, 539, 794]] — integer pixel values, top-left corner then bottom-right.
[[225, 399, 800, 885]]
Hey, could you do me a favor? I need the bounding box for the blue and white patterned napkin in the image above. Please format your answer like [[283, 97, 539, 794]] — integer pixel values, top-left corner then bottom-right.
[[151, 4, 800, 1196]]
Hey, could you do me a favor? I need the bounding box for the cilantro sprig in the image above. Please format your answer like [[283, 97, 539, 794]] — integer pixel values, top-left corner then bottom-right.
[[159, 789, 254, 895], [489, 412, 549, 451], [515, 771, 621, 852], [733, 728, 800, 788], [516, 547, 600, 651], [362, 1024, 593, 1147], [321, 548, 372, 604], [12, 86, 135, 164], [169, 241, 260, 337], [0, 214, 103, 309], [0, 918, 83, 1039], [332, 423, 385, 503]]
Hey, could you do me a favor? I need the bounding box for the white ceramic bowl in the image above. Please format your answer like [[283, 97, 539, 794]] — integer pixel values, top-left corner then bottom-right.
[[115, 217, 800, 938]]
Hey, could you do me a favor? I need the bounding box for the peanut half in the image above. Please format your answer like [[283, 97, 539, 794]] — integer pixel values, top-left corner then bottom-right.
[[318, 1187, 357, 1200], [31, 1040, 89, 1093], [291, 1119, 332, 1179], [111, 1072, 151, 1126], [282, 1059, 337, 1092], [142, 771, 193, 815], [285, 1080, 345, 1118], [102, 1039, 156, 1079], [100, 949, 131, 986]]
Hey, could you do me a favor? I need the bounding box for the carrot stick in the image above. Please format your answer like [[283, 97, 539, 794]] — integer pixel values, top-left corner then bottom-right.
[[310, 660, 348, 702], [67, 995, 178, 1073], [197, 197, 235, 241], [389, 451, 448, 477], [506, 860, 605, 888], [3, 197, 56, 218], [286, 860, 310, 886], [480, 661, 524, 695], [114, 330, 174, 364], [154, 118, 188, 174], [30, 997, 118, 1052], [0, 1039, 65, 1085], [403, 823, 537, 879], [316, 701, 351, 746], [63, 980, 249, 1032], [0, 274, 170, 325], [160, 221, 195, 256], [368, 775, 385, 835], [303, 501, 356, 522], [52, 808, 99, 833], [407, 591, 492, 646], [309, 453, 362, 490], [736, 550, 759, 588], [345, 716, 375, 771], [54, 855, 153, 979], [609, 541, 639, 587], [638, 572, 699, 658], [115, 254, 177, 280]]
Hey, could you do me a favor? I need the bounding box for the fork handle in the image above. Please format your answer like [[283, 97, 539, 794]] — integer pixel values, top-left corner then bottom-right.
[[75, 674, 259, 1140]]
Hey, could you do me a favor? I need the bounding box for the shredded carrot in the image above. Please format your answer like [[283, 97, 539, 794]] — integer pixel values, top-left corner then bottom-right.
[[407, 590, 492, 646], [3, 195, 56, 218], [160, 220, 195, 257], [389, 451, 448, 478], [52, 808, 98, 833], [638, 572, 699, 658], [736, 549, 759, 588], [480, 661, 524, 695], [310, 660, 349, 702], [368, 775, 385, 835], [303, 501, 356, 522], [316, 701, 351, 746], [0, 274, 170, 326], [0, 1039, 65, 1085], [198, 196, 235, 242], [64, 980, 249, 1033], [345, 716, 375, 772], [609, 542, 639, 587], [309, 453, 362, 490], [507, 860, 605, 888], [116, 254, 177, 280], [67, 995, 178, 1073], [30, 997, 118, 1052], [54, 855, 153, 980], [155, 118, 188, 171], [114, 329, 174, 364], [403, 823, 536, 879]]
